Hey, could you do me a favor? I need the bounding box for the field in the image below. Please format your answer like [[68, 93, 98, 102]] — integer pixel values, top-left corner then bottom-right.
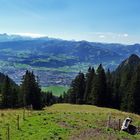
[[0, 104, 140, 140], [41, 86, 69, 96]]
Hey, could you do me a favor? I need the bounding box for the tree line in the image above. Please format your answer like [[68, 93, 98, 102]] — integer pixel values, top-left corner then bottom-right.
[[0, 71, 57, 110], [59, 55, 140, 114]]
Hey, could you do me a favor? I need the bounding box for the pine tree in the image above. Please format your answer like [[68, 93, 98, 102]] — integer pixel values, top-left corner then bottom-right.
[[11, 87, 19, 108], [106, 69, 113, 107], [120, 67, 133, 110], [84, 67, 95, 104], [20, 71, 43, 110], [42, 91, 56, 106], [67, 88, 76, 104], [58, 94, 63, 103], [62, 91, 69, 103], [129, 65, 140, 114], [1, 75, 19, 108], [68, 72, 85, 104], [112, 76, 121, 109], [91, 64, 107, 107], [1, 76, 12, 108]]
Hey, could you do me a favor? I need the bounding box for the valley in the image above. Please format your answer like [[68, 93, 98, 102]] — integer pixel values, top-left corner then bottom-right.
[[0, 34, 140, 88]]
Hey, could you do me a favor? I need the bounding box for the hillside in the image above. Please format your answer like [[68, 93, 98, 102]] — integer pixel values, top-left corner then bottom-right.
[[0, 104, 140, 140]]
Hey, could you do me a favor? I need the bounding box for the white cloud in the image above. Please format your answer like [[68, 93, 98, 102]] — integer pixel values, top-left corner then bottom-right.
[[99, 35, 105, 38], [12, 32, 46, 38], [123, 33, 128, 37], [84, 32, 134, 44]]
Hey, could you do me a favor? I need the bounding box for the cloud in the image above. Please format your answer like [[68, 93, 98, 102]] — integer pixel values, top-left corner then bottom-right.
[[85, 32, 133, 44], [99, 35, 105, 38], [12, 32, 46, 38], [123, 33, 128, 37], [88, 32, 129, 39]]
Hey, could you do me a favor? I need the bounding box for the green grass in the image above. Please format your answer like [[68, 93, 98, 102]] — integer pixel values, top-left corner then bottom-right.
[[0, 104, 140, 140], [41, 86, 69, 96]]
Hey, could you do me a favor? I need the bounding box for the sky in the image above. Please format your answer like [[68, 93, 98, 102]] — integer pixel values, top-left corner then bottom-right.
[[0, 0, 140, 44]]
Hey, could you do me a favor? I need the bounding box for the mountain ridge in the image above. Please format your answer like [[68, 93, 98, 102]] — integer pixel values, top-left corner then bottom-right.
[[0, 33, 140, 46]]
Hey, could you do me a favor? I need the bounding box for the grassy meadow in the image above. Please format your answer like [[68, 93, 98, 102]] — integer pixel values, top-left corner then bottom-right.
[[0, 104, 140, 140], [41, 86, 69, 96]]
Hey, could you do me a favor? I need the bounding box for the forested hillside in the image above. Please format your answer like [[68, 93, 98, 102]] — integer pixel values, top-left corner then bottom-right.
[[60, 54, 140, 114]]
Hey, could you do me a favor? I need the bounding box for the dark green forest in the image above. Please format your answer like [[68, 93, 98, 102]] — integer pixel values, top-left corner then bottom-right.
[[0, 70, 56, 110]]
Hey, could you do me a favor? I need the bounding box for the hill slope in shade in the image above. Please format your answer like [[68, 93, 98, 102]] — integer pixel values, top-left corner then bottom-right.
[[0, 104, 140, 140], [116, 54, 140, 73]]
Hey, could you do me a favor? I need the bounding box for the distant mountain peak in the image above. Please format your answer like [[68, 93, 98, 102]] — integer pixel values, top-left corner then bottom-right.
[[116, 54, 140, 73], [0, 33, 59, 42], [0, 33, 33, 42], [0, 33, 7, 36], [129, 54, 139, 58], [124, 54, 140, 65]]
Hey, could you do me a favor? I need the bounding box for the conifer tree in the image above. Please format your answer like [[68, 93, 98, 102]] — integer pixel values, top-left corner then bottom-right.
[[1, 76, 12, 108], [112, 76, 121, 109], [119, 68, 132, 110], [106, 69, 113, 107], [84, 67, 95, 104], [129, 65, 140, 114], [68, 72, 85, 104], [67, 88, 76, 104], [11, 87, 19, 108], [20, 71, 42, 110], [42, 91, 56, 106], [58, 94, 63, 103], [91, 64, 107, 106], [62, 91, 69, 103]]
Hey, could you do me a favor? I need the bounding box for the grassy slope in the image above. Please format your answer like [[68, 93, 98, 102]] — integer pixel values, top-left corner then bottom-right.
[[41, 86, 69, 96], [0, 104, 140, 140]]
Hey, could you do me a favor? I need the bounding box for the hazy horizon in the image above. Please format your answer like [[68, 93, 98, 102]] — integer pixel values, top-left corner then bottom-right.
[[0, 0, 139, 44], [0, 32, 139, 45]]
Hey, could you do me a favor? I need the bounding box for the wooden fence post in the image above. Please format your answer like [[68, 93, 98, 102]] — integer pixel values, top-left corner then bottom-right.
[[17, 115, 20, 130], [7, 124, 10, 140], [23, 107, 25, 120], [113, 120, 115, 130], [137, 125, 140, 133], [30, 104, 33, 115], [107, 115, 111, 129], [118, 119, 121, 130]]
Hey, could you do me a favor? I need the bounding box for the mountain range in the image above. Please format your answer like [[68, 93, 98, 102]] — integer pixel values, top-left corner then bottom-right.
[[0, 33, 140, 86]]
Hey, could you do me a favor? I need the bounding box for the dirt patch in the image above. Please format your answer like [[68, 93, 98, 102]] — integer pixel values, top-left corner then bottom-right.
[[58, 121, 75, 129], [70, 128, 131, 140], [58, 121, 81, 129], [59, 121, 70, 128], [70, 128, 102, 140]]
